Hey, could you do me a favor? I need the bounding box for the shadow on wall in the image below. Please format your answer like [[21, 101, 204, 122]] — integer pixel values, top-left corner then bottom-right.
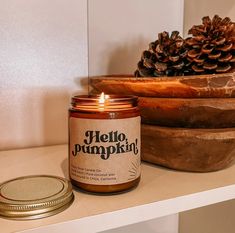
[[42, 88, 71, 146], [42, 77, 88, 147], [106, 37, 150, 75], [74, 76, 89, 95]]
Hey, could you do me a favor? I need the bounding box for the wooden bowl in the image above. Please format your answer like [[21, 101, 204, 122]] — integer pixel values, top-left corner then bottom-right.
[[139, 97, 235, 128], [90, 73, 235, 98], [141, 124, 235, 172], [90, 74, 235, 172]]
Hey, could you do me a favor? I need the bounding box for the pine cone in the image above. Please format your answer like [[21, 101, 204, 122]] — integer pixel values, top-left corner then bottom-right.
[[186, 15, 235, 74], [135, 31, 190, 77]]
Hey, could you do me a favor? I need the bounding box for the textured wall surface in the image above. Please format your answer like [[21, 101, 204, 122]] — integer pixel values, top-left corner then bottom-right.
[[0, 0, 184, 150], [88, 0, 184, 76], [0, 0, 88, 150]]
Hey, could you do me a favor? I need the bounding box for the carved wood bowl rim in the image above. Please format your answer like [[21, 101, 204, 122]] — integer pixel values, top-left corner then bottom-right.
[[90, 72, 235, 82], [89, 72, 235, 98]]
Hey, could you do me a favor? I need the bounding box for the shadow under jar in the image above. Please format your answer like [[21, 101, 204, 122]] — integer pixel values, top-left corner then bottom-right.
[[69, 95, 141, 193]]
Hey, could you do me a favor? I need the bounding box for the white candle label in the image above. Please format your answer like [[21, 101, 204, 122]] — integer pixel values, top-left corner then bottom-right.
[[69, 117, 141, 185]]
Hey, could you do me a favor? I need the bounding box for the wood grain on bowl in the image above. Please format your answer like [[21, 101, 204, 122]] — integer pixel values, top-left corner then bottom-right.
[[139, 97, 235, 128], [90, 73, 235, 98], [141, 124, 235, 172]]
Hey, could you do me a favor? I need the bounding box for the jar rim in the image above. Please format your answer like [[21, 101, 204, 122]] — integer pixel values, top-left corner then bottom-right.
[[72, 94, 138, 102], [71, 95, 138, 111]]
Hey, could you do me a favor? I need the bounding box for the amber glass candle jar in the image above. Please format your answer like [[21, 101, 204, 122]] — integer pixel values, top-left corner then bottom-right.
[[69, 94, 141, 193]]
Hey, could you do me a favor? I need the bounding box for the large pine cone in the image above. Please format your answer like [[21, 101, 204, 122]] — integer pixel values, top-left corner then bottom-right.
[[135, 31, 190, 77], [186, 15, 235, 74]]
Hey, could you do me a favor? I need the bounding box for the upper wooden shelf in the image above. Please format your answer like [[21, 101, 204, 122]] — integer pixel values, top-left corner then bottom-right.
[[0, 145, 235, 233]]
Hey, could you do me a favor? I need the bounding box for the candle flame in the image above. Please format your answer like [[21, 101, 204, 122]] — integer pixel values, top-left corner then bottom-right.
[[99, 92, 109, 104]]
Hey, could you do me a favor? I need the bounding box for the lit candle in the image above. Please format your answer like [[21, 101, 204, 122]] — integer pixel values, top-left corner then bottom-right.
[[98, 92, 109, 110], [69, 94, 141, 193]]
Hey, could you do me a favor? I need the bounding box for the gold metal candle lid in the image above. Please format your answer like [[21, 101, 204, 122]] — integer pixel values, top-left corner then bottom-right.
[[0, 175, 74, 220]]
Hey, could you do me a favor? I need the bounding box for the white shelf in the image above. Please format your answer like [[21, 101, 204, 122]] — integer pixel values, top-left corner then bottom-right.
[[0, 145, 235, 233]]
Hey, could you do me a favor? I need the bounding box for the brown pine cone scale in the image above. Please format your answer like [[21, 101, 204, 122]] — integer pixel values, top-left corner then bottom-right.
[[135, 15, 235, 77], [135, 31, 190, 77], [186, 15, 235, 74]]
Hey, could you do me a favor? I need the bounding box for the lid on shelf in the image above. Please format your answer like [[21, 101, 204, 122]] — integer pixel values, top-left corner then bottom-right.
[[0, 175, 74, 220]]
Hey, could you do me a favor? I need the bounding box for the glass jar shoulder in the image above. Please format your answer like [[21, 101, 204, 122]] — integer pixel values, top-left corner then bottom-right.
[[69, 108, 140, 119]]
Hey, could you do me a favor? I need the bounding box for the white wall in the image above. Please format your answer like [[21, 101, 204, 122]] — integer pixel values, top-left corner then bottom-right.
[[0, 0, 88, 150], [88, 0, 184, 76], [0, 0, 184, 150]]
